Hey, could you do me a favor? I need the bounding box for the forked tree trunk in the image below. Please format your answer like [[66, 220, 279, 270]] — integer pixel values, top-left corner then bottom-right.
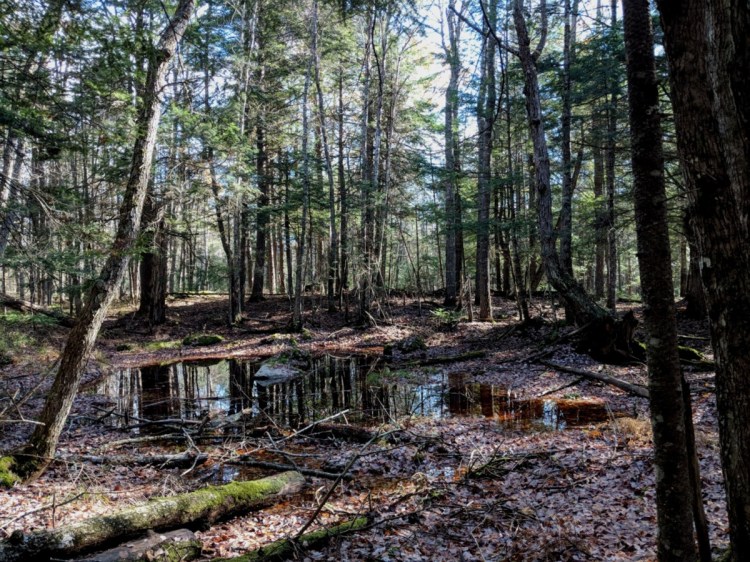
[[512, 0, 609, 329], [12, 0, 194, 480], [622, 1, 699, 559]]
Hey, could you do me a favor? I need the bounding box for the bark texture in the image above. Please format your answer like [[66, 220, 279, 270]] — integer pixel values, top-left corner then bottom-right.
[[656, 1, 750, 558], [622, 1, 698, 558]]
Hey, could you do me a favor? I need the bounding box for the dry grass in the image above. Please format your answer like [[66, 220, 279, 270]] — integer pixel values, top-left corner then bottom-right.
[[612, 416, 653, 446]]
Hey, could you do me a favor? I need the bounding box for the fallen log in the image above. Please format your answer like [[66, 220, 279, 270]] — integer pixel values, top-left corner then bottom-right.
[[76, 529, 201, 562], [540, 360, 650, 399], [215, 517, 369, 562], [71, 451, 209, 469], [0, 293, 74, 327], [0, 471, 304, 562], [403, 350, 486, 367], [299, 422, 379, 443], [229, 458, 351, 481]]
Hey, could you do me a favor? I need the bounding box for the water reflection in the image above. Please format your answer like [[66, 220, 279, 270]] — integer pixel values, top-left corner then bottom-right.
[[98, 356, 609, 431]]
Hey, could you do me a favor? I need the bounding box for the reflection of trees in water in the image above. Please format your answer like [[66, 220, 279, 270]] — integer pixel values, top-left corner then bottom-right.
[[228, 360, 254, 416], [140, 364, 174, 421], [107, 354, 435, 430]]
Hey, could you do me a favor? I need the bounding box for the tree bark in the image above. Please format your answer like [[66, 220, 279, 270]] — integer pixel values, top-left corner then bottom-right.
[[656, 1, 750, 558], [76, 529, 201, 562], [475, 0, 496, 322], [443, 0, 463, 308], [622, 1, 699, 558], [605, 0, 619, 312], [137, 194, 167, 326], [0, 472, 304, 562], [13, 0, 194, 480]]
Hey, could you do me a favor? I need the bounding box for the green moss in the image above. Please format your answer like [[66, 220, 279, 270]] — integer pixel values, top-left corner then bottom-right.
[[300, 328, 313, 341], [181, 334, 224, 347], [678, 345, 704, 362], [144, 340, 182, 351], [0, 456, 20, 488], [115, 343, 133, 352]]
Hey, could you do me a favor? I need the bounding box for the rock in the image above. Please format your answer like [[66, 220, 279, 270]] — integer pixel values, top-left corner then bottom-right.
[[255, 349, 311, 384], [255, 363, 303, 383]]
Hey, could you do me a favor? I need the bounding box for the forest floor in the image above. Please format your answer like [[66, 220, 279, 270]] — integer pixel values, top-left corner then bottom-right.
[[0, 293, 727, 561]]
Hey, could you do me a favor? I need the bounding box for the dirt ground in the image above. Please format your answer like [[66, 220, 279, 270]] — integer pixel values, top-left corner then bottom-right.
[[0, 293, 727, 561]]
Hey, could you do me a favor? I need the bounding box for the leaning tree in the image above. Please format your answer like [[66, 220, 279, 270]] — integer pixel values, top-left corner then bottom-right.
[[11, 0, 195, 480]]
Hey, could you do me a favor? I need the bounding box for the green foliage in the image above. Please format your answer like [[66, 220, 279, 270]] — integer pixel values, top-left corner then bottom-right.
[[431, 308, 462, 331], [0, 313, 57, 362]]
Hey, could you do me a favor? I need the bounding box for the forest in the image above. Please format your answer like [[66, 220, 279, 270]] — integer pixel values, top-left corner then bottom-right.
[[0, 0, 748, 560]]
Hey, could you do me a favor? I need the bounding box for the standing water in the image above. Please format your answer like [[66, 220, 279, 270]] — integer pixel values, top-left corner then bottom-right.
[[97, 355, 610, 431]]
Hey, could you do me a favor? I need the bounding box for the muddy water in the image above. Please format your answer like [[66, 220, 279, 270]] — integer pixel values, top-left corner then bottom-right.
[[98, 355, 609, 431]]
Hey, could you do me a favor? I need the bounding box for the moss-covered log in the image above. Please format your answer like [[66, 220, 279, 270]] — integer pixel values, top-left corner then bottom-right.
[[215, 517, 369, 562], [0, 293, 75, 327], [77, 529, 201, 562], [0, 471, 304, 562]]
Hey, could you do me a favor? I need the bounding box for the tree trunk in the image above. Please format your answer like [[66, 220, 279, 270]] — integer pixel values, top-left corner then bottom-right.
[[475, 1, 495, 322], [137, 194, 167, 326], [337, 65, 349, 300], [292, 3, 315, 330], [215, 517, 368, 562], [0, 292, 74, 327], [605, 0, 619, 312], [512, 0, 609, 328], [0, 472, 304, 562], [622, 1, 699, 558], [656, 1, 750, 558], [311, 5, 338, 313], [250, 119, 269, 302], [12, 0, 194, 480]]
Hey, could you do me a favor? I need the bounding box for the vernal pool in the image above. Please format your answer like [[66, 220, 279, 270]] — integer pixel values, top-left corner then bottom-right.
[[97, 355, 611, 431]]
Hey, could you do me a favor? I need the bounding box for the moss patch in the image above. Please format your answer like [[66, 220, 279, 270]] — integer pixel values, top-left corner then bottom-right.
[[182, 334, 224, 347], [144, 340, 182, 352], [0, 456, 20, 488], [217, 517, 369, 562]]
